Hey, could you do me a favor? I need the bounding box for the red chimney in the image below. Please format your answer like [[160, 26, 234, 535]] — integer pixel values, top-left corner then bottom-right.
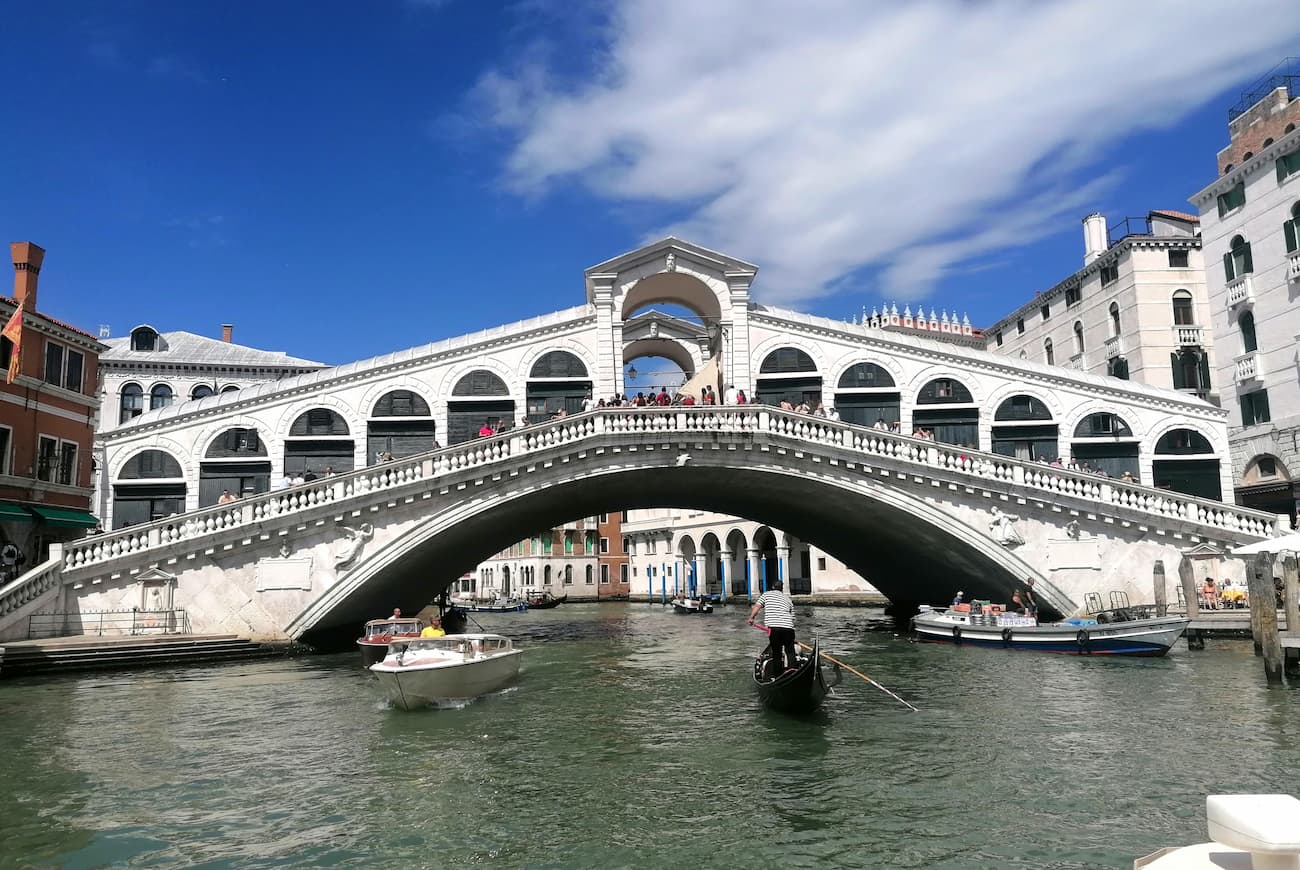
[[221, 323, 233, 343], [11, 241, 44, 312]]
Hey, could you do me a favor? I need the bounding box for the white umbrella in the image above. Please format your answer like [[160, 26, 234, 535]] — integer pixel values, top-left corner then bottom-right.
[[1231, 532, 1300, 556]]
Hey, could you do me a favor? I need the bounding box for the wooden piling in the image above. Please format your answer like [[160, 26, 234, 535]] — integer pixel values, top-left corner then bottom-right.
[[1153, 560, 1167, 615], [1247, 552, 1283, 685], [1284, 555, 1300, 679], [1178, 557, 1198, 620]]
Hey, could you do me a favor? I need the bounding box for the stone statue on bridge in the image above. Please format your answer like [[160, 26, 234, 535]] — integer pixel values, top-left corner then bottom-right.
[[333, 522, 375, 571], [989, 507, 1024, 547]]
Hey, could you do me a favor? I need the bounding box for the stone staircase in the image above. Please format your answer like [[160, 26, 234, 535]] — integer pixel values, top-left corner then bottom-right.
[[0, 634, 277, 677]]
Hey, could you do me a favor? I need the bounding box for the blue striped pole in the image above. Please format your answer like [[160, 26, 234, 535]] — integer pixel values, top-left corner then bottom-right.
[[720, 558, 727, 603], [761, 556, 768, 593], [689, 562, 697, 597], [745, 559, 752, 601]]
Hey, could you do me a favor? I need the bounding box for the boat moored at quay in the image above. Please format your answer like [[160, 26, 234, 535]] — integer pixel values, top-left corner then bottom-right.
[[912, 606, 1190, 656]]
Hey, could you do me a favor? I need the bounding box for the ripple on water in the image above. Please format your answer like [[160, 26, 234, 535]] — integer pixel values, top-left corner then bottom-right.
[[1, 604, 1298, 869]]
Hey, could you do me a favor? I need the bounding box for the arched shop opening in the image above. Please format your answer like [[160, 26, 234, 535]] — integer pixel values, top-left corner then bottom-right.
[[752, 526, 780, 592], [699, 531, 722, 596], [785, 533, 812, 594], [1153, 428, 1222, 500], [526, 351, 592, 423], [285, 409, 355, 477], [676, 535, 697, 597], [834, 362, 899, 427], [200, 427, 272, 506], [725, 528, 749, 597], [1236, 454, 1293, 520], [113, 450, 185, 529], [1070, 413, 1139, 480], [991, 395, 1059, 461], [755, 348, 821, 407], [447, 371, 514, 445], [367, 390, 436, 462], [914, 378, 978, 446]]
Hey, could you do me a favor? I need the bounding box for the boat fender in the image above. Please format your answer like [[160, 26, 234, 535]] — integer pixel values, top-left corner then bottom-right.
[[1075, 629, 1090, 651], [952, 625, 962, 645], [1001, 627, 1013, 647]]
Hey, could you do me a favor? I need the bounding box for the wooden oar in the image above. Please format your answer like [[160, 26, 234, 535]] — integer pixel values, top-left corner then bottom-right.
[[750, 622, 919, 712]]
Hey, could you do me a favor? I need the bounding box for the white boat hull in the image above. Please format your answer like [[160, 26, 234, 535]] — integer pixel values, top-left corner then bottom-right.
[[371, 641, 522, 709], [913, 611, 1189, 656]]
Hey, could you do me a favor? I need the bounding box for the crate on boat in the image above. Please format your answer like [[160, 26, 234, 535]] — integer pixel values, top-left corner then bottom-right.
[[997, 615, 1037, 627]]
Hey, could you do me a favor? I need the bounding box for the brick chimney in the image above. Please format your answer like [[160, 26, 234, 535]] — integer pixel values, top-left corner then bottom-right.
[[221, 323, 233, 343], [11, 241, 44, 312]]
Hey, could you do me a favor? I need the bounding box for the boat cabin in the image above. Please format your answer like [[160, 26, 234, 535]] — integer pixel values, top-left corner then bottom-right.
[[385, 634, 515, 664], [362, 618, 424, 638]]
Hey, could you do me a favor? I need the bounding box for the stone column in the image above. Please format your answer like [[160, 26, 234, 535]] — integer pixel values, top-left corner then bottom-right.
[[747, 548, 760, 600], [777, 546, 791, 588], [720, 549, 731, 602], [726, 271, 756, 396], [590, 273, 619, 400], [694, 554, 707, 596]]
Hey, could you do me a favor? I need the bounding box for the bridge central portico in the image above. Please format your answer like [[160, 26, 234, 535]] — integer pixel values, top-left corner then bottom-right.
[[0, 237, 1279, 642]]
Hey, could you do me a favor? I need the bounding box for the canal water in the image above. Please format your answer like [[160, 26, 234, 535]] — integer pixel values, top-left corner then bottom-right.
[[3, 604, 1298, 869]]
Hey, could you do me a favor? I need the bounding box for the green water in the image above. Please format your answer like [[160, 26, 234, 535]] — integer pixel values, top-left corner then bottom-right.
[[2, 604, 1297, 869]]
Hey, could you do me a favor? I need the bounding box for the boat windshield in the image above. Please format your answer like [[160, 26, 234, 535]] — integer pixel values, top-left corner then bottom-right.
[[393, 635, 513, 655], [365, 619, 422, 637]]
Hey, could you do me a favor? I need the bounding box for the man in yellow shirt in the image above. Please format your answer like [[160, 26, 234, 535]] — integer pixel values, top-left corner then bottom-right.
[[420, 616, 446, 638]]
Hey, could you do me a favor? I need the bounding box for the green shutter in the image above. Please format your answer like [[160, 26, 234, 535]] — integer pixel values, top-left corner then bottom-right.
[[1240, 394, 1252, 425], [1259, 389, 1271, 424], [1171, 352, 1185, 389], [1243, 242, 1254, 274], [1197, 353, 1212, 392], [1223, 251, 1235, 281], [1285, 219, 1298, 254]]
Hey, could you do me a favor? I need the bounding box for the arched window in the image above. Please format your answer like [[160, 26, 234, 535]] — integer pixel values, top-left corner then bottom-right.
[[191, 384, 215, 400], [1073, 413, 1133, 438], [149, 384, 174, 410], [119, 383, 144, 424], [837, 362, 894, 389], [1224, 235, 1253, 281], [544, 565, 552, 585], [585, 565, 594, 584], [452, 371, 510, 396], [205, 428, 266, 458], [1156, 428, 1214, 455], [371, 390, 431, 416], [1108, 302, 1121, 337], [221, 385, 239, 394], [916, 378, 973, 404], [1044, 338, 1054, 365], [118, 449, 183, 479], [994, 395, 1053, 421], [1073, 321, 1084, 354], [564, 565, 573, 585], [1284, 202, 1300, 254], [1239, 311, 1258, 353], [759, 347, 816, 374], [129, 326, 159, 352], [1171, 290, 1195, 326], [530, 351, 587, 379], [289, 408, 349, 436]]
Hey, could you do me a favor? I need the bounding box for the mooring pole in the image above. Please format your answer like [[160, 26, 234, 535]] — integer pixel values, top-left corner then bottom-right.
[[1284, 554, 1300, 679], [1153, 559, 1167, 616], [1247, 552, 1283, 685], [1178, 556, 1203, 650]]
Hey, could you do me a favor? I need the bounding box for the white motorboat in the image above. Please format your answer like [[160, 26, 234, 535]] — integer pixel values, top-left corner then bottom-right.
[[370, 634, 522, 710], [913, 605, 1189, 656], [1134, 794, 1300, 868]]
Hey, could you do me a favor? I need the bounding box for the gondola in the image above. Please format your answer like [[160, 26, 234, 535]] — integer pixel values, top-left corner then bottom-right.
[[752, 637, 832, 714], [526, 592, 567, 609]]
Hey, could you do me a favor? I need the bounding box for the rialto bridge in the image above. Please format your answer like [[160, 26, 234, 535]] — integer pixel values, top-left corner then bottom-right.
[[0, 238, 1282, 643]]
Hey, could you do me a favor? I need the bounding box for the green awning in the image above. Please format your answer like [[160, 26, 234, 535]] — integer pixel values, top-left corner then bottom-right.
[[0, 502, 35, 523], [27, 506, 99, 528]]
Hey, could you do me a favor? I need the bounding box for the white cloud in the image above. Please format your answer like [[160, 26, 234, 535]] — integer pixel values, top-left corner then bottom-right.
[[478, 0, 1300, 303]]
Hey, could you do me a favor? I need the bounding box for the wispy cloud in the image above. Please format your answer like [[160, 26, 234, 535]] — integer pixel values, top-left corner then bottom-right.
[[165, 215, 227, 249], [476, 0, 1300, 303]]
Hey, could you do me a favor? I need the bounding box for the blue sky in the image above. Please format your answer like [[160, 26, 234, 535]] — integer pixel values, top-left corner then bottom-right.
[[2, 1, 1298, 365]]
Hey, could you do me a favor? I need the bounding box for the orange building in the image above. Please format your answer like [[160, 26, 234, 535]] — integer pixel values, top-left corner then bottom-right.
[[0, 242, 106, 575], [596, 511, 631, 599]]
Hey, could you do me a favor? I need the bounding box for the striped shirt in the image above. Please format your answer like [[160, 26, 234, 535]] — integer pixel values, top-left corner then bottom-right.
[[757, 590, 795, 629]]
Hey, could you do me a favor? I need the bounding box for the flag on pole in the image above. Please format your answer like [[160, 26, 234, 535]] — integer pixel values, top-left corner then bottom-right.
[[2, 306, 22, 384]]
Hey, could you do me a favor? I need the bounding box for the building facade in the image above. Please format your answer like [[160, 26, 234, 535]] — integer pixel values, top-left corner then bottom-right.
[[1189, 67, 1300, 520], [986, 211, 1213, 399], [0, 242, 106, 572], [620, 508, 880, 600], [96, 324, 325, 525]]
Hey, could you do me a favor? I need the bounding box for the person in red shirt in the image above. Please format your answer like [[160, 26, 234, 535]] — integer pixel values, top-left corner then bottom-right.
[[681, 394, 696, 406], [478, 420, 495, 437], [657, 388, 670, 406]]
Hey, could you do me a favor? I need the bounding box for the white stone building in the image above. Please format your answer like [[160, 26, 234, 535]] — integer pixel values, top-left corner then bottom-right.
[[96, 324, 325, 524], [620, 508, 879, 600], [986, 210, 1213, 399], [1189, 67, 1300, 519], [96, 237, 1238, 533]]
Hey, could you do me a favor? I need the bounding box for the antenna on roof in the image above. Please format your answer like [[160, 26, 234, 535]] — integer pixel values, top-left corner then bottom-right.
[[98, 325, 111, 338]]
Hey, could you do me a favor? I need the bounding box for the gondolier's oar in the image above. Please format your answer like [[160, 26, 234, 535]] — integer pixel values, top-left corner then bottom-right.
[[750, 623, 918, 712]]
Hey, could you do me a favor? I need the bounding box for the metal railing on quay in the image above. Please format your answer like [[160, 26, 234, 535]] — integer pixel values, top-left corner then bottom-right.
[[27, 608, 192, 640]]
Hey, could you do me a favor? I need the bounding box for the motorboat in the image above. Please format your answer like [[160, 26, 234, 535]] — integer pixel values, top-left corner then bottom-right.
[[461, 597, 528, 613], [753, 637, 834, 714], [370, 634, 523, 710], [356, 617, 425, 667], [671, 596, 714, 615], [526, 591, 566, 609], [912, 605, 1189, 656], [1134, 793, 1300, 868]]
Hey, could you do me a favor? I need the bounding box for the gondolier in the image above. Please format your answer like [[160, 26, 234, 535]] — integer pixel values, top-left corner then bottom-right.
[[749, 580, 797, 673]]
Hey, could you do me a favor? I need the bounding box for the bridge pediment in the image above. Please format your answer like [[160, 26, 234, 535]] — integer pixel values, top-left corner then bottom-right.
[[585, 237, 757, 322]]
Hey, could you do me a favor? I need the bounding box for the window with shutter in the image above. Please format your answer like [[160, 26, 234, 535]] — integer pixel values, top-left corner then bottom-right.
[[1286, 203, 1300, 253], [1217, 181, 1246, 217], [1276, 149, 1300, 183]]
